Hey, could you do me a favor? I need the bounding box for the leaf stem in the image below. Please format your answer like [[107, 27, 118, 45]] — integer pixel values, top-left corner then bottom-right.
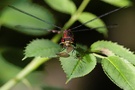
[[51, 0, 90, 43], [0, 57, 49, 90], [93, 53, 106, 59]]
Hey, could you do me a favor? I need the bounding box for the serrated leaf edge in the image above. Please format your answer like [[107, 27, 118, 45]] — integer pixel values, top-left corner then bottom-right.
[[102, 56, 134, 90], [91, 40, 135, 65], [23, 39, 60, 59]]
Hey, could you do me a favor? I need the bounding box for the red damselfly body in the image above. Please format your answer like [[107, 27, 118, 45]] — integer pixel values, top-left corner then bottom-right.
[[8, 5, 124, 57]]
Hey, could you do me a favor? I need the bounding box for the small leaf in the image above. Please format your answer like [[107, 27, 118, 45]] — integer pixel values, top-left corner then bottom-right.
[[44, 0, 76, 14], [102, 56, 135, 90], [102, 0, 132, 7], [78, 12, 107, 36], [90, 41, 135, 65], [0, 2, 55, 35], [60, 52, 96, 83], [24, 39, 61, 59]]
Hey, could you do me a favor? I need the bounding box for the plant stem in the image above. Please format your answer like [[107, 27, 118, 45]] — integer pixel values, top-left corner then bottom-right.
[[93, 53, 106, 59], [0, 57, 49, 90], [63, 0, 90, 29], [51, 0, 90, 43]]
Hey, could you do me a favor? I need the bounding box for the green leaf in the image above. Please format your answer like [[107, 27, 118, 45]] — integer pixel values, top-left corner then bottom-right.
[[102, 0, 132, 7], [0, 54, 20, 83], [90, 41, 135, 65], [24, 39, 61, 59], [0, 2, 55, 35], [60, 53, 96, 83], [102, 56, 135, 90], [78, 12, 107, 36], [44, 0, 76, 14], [0, 48, 50, 88]]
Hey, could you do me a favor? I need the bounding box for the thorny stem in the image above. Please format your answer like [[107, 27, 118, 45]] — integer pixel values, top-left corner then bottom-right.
[[0, 0, 90, 90]]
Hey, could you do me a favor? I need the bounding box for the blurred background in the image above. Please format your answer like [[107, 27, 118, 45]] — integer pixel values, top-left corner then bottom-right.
[[0, 0, 135, 90]]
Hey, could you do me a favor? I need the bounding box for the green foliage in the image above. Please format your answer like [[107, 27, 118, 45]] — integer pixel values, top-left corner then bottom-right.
[[0, 51, 50, 88], [102, 0, 132, 7], [60, 52, 96, 83], [0, 1, 55, 35], [90, 41, 135, 90], [91, 41, 135, 65], [0, 53, 20, 82], [0, 0, 134, 90], [44, 0, 76, 14], [78, 12, 107, 36], [102, 56, 135, 90], [24, 39, 61, 59]]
